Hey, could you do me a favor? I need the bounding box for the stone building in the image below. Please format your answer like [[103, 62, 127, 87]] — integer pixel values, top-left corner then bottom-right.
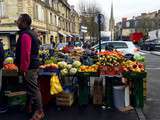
[[0, 0, 80, 49]]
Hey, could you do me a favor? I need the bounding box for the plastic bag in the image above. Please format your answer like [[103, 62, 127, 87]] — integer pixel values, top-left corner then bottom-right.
[[50, 75, 63, 95]]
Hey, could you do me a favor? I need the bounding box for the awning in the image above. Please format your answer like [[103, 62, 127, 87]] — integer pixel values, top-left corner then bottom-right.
[[0, 31, 17, 34], [58, 32, 66, 37], [49, 32, 58, 37], [66, 34, 73, 37], [72, 34, 80, 38]]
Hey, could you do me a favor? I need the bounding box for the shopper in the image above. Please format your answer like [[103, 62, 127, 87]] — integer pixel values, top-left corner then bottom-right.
[[15, 14, 44, 120], [0, 38, 4, 91], [32, 28, 42, 45], [0, 38, 8, 114]]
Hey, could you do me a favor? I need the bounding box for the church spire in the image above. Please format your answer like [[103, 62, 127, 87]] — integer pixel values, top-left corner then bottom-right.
[[109, 2, 115, 31]]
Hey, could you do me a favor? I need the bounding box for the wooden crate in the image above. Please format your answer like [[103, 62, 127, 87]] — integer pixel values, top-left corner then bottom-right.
[[93, 80, 103, 105], [56, 92, 74, 106]]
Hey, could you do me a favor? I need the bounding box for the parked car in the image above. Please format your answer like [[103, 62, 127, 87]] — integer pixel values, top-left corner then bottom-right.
[[92, 41, 140, 55], [141, 39, 160, 51]]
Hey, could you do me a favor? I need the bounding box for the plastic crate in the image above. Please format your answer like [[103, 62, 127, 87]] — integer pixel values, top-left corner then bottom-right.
[[5, 91, 27, 107]]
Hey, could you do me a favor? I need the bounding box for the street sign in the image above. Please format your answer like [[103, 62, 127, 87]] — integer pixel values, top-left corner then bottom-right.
[[81, 25, 87, 33], [95, 14, 105, 24], [81, 29, 87, 33], [81, 26, 87, 30]]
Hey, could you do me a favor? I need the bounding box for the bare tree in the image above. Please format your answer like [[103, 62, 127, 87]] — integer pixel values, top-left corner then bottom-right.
[[79, 1, 104, 44]]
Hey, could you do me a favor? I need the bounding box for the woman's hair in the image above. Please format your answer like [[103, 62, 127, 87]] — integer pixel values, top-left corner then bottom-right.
[[17, 13, 32, 29]]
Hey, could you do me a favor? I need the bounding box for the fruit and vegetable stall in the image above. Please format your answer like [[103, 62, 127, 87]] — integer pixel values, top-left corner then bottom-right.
[[2, 46, 146, 111]]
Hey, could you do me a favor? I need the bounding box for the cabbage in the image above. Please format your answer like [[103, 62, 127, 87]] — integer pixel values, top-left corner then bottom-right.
[[70, 68, 77, 75], [58, 61, 67, 69], [61, 69, 68, 76], [4, 57, 14, 64], [134, 54, 145, 62], [67, 64, 72, 69], [72, 61, 81, 68]]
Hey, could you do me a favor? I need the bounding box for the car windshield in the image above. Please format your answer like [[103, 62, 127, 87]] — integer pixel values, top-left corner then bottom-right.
[[108, 42, 128, 49], [94, 43, 107, 50]]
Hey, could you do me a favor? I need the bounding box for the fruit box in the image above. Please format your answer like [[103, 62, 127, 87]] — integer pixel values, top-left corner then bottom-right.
[[5, 91, 27, 107], [56, 92, 74, 107]]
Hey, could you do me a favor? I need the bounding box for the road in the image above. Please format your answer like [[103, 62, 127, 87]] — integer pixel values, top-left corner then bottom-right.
[[143, 53, 160, 120]]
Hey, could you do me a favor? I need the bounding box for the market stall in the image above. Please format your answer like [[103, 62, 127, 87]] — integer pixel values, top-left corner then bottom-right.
[[1, 46, 146, 111]]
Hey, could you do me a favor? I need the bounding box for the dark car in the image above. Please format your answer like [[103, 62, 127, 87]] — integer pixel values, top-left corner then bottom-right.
[[142, 39, 160, 51]]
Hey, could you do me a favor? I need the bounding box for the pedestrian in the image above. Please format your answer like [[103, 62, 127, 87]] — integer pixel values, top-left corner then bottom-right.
[[15, 14, 44, 120], [0, 39, 4, 90], [0, 38, 8, 114], [32, 28, 42, 45], [50, 36, 55, 48]]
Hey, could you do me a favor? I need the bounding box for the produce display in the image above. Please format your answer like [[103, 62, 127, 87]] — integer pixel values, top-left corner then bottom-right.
[[97, 51, 124, 75], [39, 63, 58, 70], [121, 60, 145, 73], [58, 61, 81, 76], [38, 48, 146, 77], [79, 65, 98, 72], [4, 57, 14, 64], [133, 54, 145, 62], [69, 47, 84, 61], [97, 50, 124, 66], [3, 64, 18, 72]]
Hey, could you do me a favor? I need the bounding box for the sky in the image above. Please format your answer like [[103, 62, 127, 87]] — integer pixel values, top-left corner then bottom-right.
[[68, 0, 160, 22]]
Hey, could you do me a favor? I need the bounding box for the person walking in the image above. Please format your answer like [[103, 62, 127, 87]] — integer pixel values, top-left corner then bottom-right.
[[0, 38, 4, 91], [0, 38, 8, 113], [15, 14, 44, 120]]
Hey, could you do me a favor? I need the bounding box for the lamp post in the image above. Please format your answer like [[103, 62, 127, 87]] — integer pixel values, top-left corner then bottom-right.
[[81, 12, 104, 51]]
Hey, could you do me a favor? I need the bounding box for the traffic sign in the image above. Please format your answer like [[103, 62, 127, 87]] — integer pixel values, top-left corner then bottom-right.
[[81, 29, 87, 33], [81, 25, 87, 33], [81, 26, 87, 30], [95, 14, 105, 24]]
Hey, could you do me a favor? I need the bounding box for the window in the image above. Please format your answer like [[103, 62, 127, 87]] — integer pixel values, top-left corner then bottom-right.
[[54, 15, 57, 25], [37, 5, 45, 21], [108, 42, 128, 49], [50, 12, 53, 24], [49, 0, 52, 7], [33, 4, 38, 19], [0, 0, 6, 18]]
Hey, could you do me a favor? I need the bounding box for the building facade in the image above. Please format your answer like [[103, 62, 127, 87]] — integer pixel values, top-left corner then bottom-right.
[[115, 10, 160, 41], [0, 0, 80, 49]]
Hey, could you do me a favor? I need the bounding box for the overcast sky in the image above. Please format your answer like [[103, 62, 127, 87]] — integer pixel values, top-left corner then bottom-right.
[[68, 0, 160, 22]]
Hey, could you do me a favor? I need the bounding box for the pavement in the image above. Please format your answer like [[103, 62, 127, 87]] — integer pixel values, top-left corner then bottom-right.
[[142, 53, 160, 120], [140, 50, 160, 56], [0, 105, 139, 120]]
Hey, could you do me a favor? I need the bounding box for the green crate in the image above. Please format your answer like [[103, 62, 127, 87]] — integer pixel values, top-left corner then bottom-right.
[[78, 72, 99, 77], [5, 91, 27, 106]]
